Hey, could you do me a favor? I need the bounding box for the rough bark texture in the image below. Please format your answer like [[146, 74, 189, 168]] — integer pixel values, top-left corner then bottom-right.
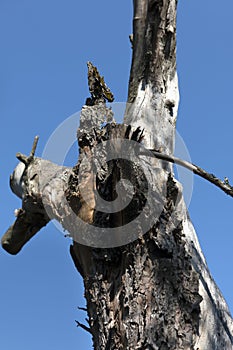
[[69, 1, 233, 348], [2, 1, 233, 349], [67, 1, 233, 348], [125, 0, 179, 155]]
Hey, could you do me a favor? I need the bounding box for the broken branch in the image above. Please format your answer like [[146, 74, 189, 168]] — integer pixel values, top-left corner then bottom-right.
[[16, 135, 39, 166], [75, 320, 91, 334]]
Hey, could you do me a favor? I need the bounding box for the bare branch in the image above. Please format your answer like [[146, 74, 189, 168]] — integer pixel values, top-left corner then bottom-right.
[[78, 306, 88, 312], [29, 135, 39, 158], [146, 149, 233, 197], [75, 320, 91, 334], [1, 209, 50, 255], [2, 158, 71, 254], [16, 135, 39, 166]]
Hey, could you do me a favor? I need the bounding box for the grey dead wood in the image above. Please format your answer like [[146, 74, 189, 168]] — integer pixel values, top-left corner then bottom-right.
[[2, 1, 233, 349]]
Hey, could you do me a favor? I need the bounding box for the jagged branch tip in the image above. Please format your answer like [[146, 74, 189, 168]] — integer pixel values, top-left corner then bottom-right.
[[16, 135, 39, 166]]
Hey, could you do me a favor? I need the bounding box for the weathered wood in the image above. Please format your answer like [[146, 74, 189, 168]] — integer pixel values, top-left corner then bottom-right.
[[1, 1, 233, 349], [125, 0, 179, 155], [69, 125, 233, 348], [1, 158, 70, 254], [145, 149, 233, 197], [68, 1, 233, 349], [3, 125, 233, 347]]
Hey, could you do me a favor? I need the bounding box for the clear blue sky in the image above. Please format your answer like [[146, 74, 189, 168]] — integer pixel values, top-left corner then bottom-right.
[[0, 1, 233, 349]]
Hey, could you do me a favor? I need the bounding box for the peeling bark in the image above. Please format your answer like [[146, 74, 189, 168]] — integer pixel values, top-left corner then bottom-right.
[[1, 1, 233, 349], [67, 1, 233, 348], [125, 0, 179, 155]]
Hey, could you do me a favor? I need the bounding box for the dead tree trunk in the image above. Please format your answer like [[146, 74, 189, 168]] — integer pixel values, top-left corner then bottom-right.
[[2, 1, 233, 349], [69, 1, 233, 349]]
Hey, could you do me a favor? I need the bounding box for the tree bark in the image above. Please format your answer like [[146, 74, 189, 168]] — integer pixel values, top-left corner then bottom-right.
[[1, 1, 233, 349], [70, 1, 233, 349]]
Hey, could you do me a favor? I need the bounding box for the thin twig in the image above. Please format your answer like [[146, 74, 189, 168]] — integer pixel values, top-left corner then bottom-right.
[[16, 153, 28, 165], [78, 306, 88, 312], [140, 149, 233, 198], [16, 135, 39, 166], [30, 135, 39, 158], [75, 320, 91, 334]]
